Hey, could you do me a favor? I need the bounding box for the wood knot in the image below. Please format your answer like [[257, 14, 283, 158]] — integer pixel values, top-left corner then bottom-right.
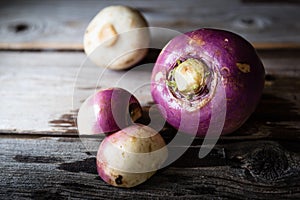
[[241, 18, 254, 25], [243, 145, 288, 181], [9, 23, 29, 33], [233, 15, 271, 31]]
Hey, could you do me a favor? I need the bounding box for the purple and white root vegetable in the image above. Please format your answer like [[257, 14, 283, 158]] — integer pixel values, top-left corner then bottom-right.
[[84, 5, 150, 70], [77, 88, 142, 135], [96, 124, 168, 188], [151, 28, 265, 136]]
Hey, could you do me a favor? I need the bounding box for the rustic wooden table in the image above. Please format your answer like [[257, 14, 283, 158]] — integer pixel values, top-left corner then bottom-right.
[[0, 0, 299, 199]]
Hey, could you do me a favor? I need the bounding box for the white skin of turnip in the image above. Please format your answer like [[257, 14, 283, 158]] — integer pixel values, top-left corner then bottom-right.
[[84, 5, 150, 70], [96, 124, 168, 188]]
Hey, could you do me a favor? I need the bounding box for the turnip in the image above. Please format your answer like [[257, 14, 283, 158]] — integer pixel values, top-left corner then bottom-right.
[[83, 5, 150, 70], [151, 28, 265, 136], [96, 124, 168, 188], [77, 88, 142, 135]]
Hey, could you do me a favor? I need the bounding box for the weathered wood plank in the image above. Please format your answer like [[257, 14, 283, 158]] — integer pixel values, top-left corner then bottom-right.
[[0, 0, 299, 50], [0, 52, 84, 134], [0, 136, 299, 199], [0, 50, 300, 137]]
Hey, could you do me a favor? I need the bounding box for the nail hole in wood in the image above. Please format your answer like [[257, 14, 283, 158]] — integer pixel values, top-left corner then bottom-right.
[[241, 18, 254, 25], [9, 23, 29, 33]]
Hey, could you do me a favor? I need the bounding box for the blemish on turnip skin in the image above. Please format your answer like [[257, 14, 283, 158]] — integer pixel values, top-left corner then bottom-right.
[[188, 38, 205, 46], [236, 63, 251, 73], [124, 58, 135, 65], [98, 23, 118, 47], [155, 72, 164, 82], [220, 66, 231, 77], [148, 144, 152, 152], [115, 175, 123, 185], [191, 35, 205, 46]]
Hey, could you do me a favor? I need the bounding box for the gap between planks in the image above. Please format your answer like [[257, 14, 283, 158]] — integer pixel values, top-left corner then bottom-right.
[[1, 42, 300, 51]]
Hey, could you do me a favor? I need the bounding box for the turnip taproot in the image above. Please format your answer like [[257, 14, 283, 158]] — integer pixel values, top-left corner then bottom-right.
[[151, 28, 265, 136], [77, 88, 142, 135], [84, 5, 150, 70], [96, 124, 168, 188]]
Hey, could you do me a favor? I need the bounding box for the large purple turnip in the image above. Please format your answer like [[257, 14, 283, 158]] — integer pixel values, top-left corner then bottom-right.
[[151, 28, 265, 136]]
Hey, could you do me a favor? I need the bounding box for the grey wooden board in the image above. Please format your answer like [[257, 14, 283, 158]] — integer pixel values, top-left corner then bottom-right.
[[0, 135, 299, 199], [0, 0, 300, 49], [1, 1, 300, 198], [0, 50, 299, 137]]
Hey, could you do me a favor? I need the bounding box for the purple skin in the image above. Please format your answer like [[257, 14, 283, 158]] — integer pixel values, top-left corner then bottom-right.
[[151, 28, 265, 136], [78, 87, 142, 135], [94, 88, 143, 133]]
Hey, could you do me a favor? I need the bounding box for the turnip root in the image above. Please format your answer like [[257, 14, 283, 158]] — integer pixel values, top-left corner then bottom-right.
[[151, 28, 265, 136], [77, 88, 142, 135], [84, 5, 150, 70], [96, 124, 168, 188]]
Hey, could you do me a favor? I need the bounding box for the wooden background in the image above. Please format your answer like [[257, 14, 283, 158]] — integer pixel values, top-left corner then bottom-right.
[[0, 0, 299, 199]]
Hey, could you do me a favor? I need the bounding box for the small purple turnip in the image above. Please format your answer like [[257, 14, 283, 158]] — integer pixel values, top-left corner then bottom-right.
[[77, 88, 142, 135], [96, 124, 168, 188], [151, 28, 265, 136]]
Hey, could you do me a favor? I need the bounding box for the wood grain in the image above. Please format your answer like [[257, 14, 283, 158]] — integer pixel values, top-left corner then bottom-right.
[[1, 1, 299, 198], [0, 136, 299, 199], [0, 0, 299, 50], [0, 50, 299, 137]]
